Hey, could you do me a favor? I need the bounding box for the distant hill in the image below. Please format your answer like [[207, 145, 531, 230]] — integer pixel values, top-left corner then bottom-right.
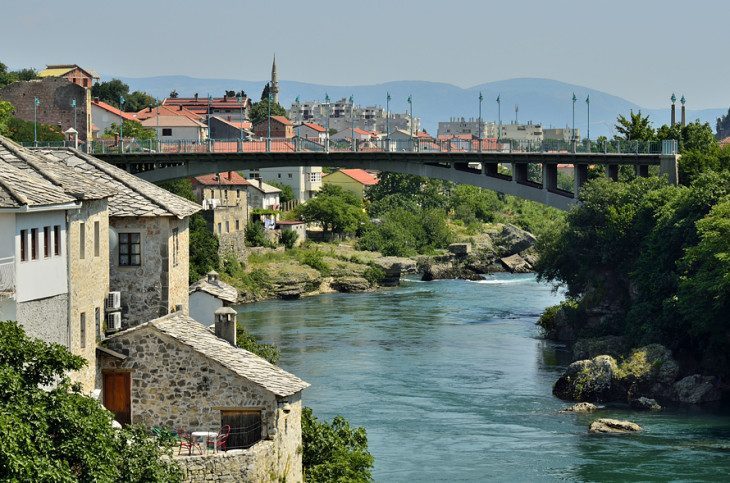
[[116, 75, 726, 138]]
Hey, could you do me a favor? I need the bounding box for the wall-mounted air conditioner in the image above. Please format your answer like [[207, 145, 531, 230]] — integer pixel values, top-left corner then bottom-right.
[[106, 312, 122, 332], [106, 291, 121, 311]]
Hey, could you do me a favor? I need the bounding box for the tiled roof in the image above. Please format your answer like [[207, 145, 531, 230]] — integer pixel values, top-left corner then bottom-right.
[[193, 172, 249, 186], [107, 312, 309, 397], [254, 116, 292, 127], [0, 137, 115, 208], [135, 105, 203, 122], [246, 179, 281, 194], [140, 115, 206, 128], [300, 122, 326, 133], [212, 117, 253, 131], [92, 100, 137, 121], [38, 64, 99, 79], [39, 148, 201, 218], [189, 275, 238, 303], [333, 168, 378, 186], [719, 136, 730, 147]]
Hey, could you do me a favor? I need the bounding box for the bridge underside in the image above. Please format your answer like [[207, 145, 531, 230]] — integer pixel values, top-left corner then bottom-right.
[[94, 151, 677, 211]]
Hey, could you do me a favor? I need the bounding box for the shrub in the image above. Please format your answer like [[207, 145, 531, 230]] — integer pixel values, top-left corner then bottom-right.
[[280, 229, 299, 249], [362, 265, 386, 286], [235, 324, 280, 364], [245, 221, 271, 247]]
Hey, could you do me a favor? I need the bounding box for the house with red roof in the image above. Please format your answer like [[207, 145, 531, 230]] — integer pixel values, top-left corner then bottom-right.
[[323, 168, 379, 200], [140, 114, 208, 142], [191, 171, 250, 239], [162, 94, 252, 121], [296, 122, 327, 143], [331, 127, 376, 142], [91, 99, 139, 138], [253, 116, 294, 139]]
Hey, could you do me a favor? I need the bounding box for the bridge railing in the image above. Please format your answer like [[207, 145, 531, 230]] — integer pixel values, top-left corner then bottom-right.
[[23, 137, 672, 156]]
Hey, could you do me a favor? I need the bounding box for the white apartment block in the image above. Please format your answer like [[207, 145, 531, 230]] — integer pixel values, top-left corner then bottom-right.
[[244, 166, 323, 203], [437, 117, 498, 138], [543, 127, 581, 143], [288, 98, 419, 135], [498, 122, 544, 147]]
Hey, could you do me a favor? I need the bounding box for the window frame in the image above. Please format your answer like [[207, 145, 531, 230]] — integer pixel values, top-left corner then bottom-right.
[[118, 232, 142, 267]]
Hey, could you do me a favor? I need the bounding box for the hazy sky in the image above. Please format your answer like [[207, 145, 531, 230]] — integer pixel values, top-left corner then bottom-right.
[[2, 0, 727, 108]]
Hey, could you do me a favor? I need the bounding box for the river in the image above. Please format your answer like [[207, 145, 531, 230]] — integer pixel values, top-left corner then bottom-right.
[[237, 274, 730, 481]]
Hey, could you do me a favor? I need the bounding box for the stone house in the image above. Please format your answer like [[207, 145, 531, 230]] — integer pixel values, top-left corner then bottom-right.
[[253, 116, 294, 139], [99, 310, 309, 481], [40, 149, 201, 328], [189, 271, 238, 326], [276, 221, 307, 246]]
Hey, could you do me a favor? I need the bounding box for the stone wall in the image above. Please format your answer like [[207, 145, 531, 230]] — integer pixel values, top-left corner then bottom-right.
[[67, 199, 110, 392], [175, 442, 288, 483], [101, 327, 303, 480], [0, 78, 91, 142], [110, 216, 189, 327], [16, 293, 68, 346]]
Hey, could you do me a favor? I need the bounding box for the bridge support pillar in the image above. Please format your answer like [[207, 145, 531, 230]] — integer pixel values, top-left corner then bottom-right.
[[574, 164, 589, 197], [606, 164, 619, 181], [659, 155, 679, 185], [635, 164, 649, 178], [512, 163, 528, 184], [543, 163, 557, 192], [484, 163, 499, 177]]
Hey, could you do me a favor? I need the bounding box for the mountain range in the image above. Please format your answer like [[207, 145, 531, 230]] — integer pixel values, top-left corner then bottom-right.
[[117, 76, 728, 138]]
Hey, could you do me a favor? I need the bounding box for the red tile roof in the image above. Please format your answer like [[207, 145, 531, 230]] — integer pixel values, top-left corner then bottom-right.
[[336, 169, 379, 186], [193, 172, 249, 186], [416, 131, 432, 139], [135, 105, 202, 121], [92, 100, 137, 121], [719, 136, 730, 147], [353, 127, 374, 136], [301, 122, 326, 132]]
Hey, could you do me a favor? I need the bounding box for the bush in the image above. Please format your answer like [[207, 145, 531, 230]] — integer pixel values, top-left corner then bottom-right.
[[362, 264, 386, 286], [245, 221, 271, 247], [296, 249, 330, 275], [235, 324, 280, 364], [280, 229, 299, 249]]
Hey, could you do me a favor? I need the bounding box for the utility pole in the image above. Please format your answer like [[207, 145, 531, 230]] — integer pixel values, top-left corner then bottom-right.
[[119, 95, 125, 153], [207, 94, 212, 151], [350, 95, 355, 152], [586, 94, 590, 149], [572, 92, 577, 152], [71, 98, 77, 134], [33, 97, 39, 147], [386, 92, 391, 145], [478, 91, 483, 153], [496, 94, 501, 142], [324, 93, 330, 152], [237, 95, 244, 143]]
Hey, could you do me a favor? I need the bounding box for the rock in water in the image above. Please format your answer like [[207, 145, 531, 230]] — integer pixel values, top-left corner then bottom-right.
[[553, 355, 618, 402], [499, 253, 532, 273], [672, 375, 721, 404], [630, 397, 662, 411], [331, 276, 371, 293], [492, 224, 536, 256], [589, 418, 641, 434], [560, 402, 599, 413]]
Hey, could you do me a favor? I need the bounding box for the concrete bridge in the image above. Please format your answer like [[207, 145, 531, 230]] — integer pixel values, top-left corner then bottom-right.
[[76, 139, 678, 211]]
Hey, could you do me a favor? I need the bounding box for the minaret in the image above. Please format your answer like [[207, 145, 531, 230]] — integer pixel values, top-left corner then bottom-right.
[[271, 55, 280, 105]]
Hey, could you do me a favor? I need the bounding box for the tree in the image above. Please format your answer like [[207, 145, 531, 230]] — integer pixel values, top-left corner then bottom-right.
[[280, 229, 299, 249], [168, 89, 179, 98], [657, 120, 716, 153], [260, 83, 270, 101], [0, 100, 12, 135], [302, 407, 373, 482], [105, 120, 156, 140], [269, 181, 295, 203], [236, 324, 280, 364], [295, 185, 367, 235], [248, 99, 286, 126], [0, 62, 38, 87], [0, 320, 181, 482], [92, 79, 156, 111], [245, 220, 271, 247], [614, 111, 655, 141], [6, 116, 65, 143]]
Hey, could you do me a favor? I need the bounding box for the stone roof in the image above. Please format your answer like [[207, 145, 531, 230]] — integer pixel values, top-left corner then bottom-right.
[[38, 148, 201, 218], [0, 137, 115, 208], [107, 312, 309, 397], [189, 276, 238, 303]]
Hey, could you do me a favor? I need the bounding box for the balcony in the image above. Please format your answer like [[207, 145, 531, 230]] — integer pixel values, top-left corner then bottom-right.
[[0, 257, 15, 294]]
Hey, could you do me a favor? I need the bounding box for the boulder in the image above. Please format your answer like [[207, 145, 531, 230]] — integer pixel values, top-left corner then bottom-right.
[[499, 254, 532, 273], [560, 402, 599, 413], [553, 355, 618, 402], [573, 336, 628, 361], [588, 418, 641, 434], [448, 243, 472, 256], [331, 276, 371, 293], [629, 397, 662, 411], [615, 344, 680, 400], [672, 375, 721, 404], [419, 256, 482, 281], [373, 256, 417, 286], [270, 270, 321, 299], [492, 224, 536, 256]]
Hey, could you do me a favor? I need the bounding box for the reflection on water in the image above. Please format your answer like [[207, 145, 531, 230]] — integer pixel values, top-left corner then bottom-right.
[[237, 274, 730, 482]]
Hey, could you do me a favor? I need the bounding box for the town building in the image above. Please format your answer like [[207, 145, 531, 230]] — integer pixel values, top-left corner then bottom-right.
[[498, 121, 544, 147], [437, 117, 498, 139], [140, 114, 208, 142], [91, 99, 137, 138], [38, 64, 99, 89], [543, 127, 581, 144], [253, 116, 294, 139], [192, 172, 250, 244], [209, 116, 253, 139], [243, 178, 282, 211], [134, 105, 202, 123], [276, 221, 307, 246], [189, 271, 238, 326], [162, 94, 252, 123], [288, 98, 419, 134], [323, 168, 378, 200], [330, 127, 376, 142], [244, 167, 321, 203], [295, 122, 327, 143]]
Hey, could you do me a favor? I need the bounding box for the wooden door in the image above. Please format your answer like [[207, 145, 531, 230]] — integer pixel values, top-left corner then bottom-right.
[[221, 410, 262, 449], [103, 372, 131, 425]]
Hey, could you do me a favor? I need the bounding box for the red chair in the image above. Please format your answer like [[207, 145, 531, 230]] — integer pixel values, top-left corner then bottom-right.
[[208, 425, 231, 452], [177, 429, 202, 456]]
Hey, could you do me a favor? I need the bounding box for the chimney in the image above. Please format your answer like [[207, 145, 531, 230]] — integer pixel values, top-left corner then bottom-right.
[[214, 307, 237, 346], [207, 270, 219, 284], [228, 171, 233, 180], [148, 106, 152, 112], [194, 93, 199, 101], [179, 105, 183, 111], [94, 97, 100, 103], [223, 95, 227, 102]]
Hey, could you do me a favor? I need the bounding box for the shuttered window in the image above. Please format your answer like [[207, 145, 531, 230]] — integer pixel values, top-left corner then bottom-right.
[[220, 410, 262, 449]]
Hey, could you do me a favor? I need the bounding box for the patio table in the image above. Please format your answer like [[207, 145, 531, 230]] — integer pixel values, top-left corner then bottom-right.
[[191, 431, 219, 454]]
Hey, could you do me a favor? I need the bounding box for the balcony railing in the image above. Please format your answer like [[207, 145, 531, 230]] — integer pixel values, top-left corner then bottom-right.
[[0, 257, 15, 294]]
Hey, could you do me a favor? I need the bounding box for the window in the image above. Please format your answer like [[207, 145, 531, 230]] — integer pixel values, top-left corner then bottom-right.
[[31, 228, 38, 260], [224, 189, 228, 199], [237, 189, 240, 199], [20, 229, 27, 261], [277, 173, 281, 178], [225, 221, 230, 233], [95, 307, 101, 340], [217, 223, 222, 235], [162, 128, 172, 136], [118, 233, 141, 266], [54, 225, 61, 256], [80, 313, 86, 349], [82, 78, 88, 88], [235, 220, 240, 231], [220, 410, 262, 449], [210, 190, 214, 199], [79, 222, 85, 259], [43, 226, 50, 258], [288, 173, 292, 179], [172, 228, 179, 267], [94, 221, 100, 257]]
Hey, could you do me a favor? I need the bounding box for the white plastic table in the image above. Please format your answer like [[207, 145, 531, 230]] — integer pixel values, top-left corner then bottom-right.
[[191, 431, 219, 453]]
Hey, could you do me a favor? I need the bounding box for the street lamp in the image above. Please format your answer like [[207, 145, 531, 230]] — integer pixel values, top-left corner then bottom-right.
[[324, 92, 330, 152], [586, 94, 590, 148], [572, 92, 577, 152], [478, 91, 483, 153], [119, 95, 125, 153], [496, 94, 501, 142], [295, 95, 301, 139], [349, 95, 355, 151], [267, 84, 272, 152], [71, 98, 77, 134], [33, 97, 40, 147], [407, 94, 413, 150], [385, 92, 391, 145]]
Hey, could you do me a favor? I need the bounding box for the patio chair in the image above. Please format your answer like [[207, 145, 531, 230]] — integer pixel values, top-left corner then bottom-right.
[[208, 425, 231, 452], [176, 429, 202, 456]]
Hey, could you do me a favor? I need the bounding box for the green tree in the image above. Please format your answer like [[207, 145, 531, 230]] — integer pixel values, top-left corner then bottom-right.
[[0, 100, 12, 135], [0, 320, 181, 482], [105, 120, 156, 140], [269, 181, 295, 203], [280, 229, 299, 249], [235, 324, 280, 364], [6, 116, 65, 143], [245, 220, 271, 247], [248, 99, 286, 126], [295, 185, 367, 235], [449, 185, 503, 223], [0, 62, 38, 87], [614, 111, 655, 141], [92, 79, 156, 111], [302, 407, 374, 482]]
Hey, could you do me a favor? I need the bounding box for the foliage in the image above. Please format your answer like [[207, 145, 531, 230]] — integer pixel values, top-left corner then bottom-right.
[[280, 229, 299, 249], [249, 99, 286, 126], [358, 207, 452, 256], [614, 111, 655, 141], [105, 120, 156, 140], [5, 116, 65, 143], [92, 79, 157, 112], [0, 321, 181, 482], [677, 145, 730, 186], [302, 407, 374, 483], [0, 100, 12, 136], [269, 181, 295, 203], [295, 248, 330, 275], [235, 324, 280, 364], [366, 172, 449, 212], [449, 185, 502, 224], [295, 184, 367, 235], [0, 62, 37, 87], [657, 120, 716, 153], [245, 221, 273, 247], [362, 264, 386, 286]]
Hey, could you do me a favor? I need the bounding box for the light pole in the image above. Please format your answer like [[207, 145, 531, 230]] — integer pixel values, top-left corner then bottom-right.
[[478, 91, 483, 153], [71, 98, 77, 134], [207, 94, 212, 150], [349, 95, 355, 151], [237, 95, 244, 142], [324, 92, 330, 152], [496, 94, 501, 142], [386, 92, 391, 145], [407, 94, 413, 150], [33, 97, 39, 147], [295, 96, 301, 139], [119, 95, 125, 153], [572, 92, 577, 152], [267, 84, 272, 152], [586, 94, 590, 149]]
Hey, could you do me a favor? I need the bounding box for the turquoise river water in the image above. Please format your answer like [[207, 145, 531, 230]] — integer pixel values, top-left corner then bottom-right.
[[237, 274, 730, 482]]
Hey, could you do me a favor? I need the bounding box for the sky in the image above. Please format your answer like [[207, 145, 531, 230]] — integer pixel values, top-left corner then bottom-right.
[[2, 0, 728, 109]]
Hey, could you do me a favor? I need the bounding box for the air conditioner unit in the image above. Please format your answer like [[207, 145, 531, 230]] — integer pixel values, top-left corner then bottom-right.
[[106, 291, 121, 311], [106, 312, 122, 332]]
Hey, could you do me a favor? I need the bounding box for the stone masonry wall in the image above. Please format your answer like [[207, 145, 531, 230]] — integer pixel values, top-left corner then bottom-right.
[[16, 293, 68, 346], [101, 327, 303, 481], [67, 199, 110, 392], [166, 217, 190, 315]]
